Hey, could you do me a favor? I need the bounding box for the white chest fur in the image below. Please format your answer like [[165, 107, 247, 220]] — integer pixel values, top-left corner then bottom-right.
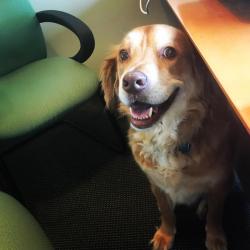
[[130, 126, 213, 206]]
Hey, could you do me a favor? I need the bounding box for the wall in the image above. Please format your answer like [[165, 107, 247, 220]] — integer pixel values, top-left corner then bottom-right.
[[30, 0, 179, 73]]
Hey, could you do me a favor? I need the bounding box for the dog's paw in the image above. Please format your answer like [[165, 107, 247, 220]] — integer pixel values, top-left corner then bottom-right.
[[151, 228, 174, 250], [206, 233, 227, 250]]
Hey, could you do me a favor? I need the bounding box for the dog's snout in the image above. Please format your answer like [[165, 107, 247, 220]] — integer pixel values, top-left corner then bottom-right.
[[122, 71, 148, 94]]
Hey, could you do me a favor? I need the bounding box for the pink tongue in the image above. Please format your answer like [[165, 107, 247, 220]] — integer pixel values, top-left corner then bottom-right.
[[131, 107, 151, 119]]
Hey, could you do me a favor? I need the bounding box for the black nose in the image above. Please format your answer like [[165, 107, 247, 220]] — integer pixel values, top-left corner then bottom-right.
[[122, 71, 148, 94]]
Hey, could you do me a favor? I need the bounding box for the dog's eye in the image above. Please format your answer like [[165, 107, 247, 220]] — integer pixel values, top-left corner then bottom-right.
[[162, 46, 176, 59], [119, 49, 129, 61]]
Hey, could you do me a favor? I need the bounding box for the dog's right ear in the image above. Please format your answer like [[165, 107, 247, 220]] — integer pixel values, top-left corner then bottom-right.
[[100, 48, 119, 109]]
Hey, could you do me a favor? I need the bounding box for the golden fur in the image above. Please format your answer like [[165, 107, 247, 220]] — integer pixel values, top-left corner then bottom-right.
[[100, 24, 237, 250]]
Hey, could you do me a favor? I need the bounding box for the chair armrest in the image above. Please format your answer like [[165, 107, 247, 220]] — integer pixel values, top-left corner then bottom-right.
[[36, 10, 95, 63]]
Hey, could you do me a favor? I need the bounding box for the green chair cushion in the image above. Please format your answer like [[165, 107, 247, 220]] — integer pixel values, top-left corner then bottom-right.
[[0, 192, 52, 250], [0, 57, 99, 138]]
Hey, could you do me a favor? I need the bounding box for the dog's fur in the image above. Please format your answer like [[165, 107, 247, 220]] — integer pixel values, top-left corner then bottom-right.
[[100, 24, 237, 250]]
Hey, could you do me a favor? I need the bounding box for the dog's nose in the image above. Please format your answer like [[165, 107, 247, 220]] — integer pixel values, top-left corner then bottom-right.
[[122, 71, 148, 94]]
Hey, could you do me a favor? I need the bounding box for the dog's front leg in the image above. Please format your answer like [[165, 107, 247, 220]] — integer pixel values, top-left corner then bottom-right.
[[205, 185, 228, 250], [150, 184, 175, 250]]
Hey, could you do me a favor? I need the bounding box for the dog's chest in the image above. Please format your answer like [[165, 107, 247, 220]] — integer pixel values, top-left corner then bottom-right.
[[131, 129, 189, 171], [130, 131, 211, 205]]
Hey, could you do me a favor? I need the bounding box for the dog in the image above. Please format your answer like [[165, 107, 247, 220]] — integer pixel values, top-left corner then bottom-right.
[[100, 24, 237, 250]]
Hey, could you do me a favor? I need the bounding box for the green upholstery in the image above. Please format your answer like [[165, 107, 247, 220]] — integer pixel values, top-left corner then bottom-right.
[[0, 192, 52, 250], [0, 57, 98, 138], [0, 0, 46, 76], [0, 0, 98, 248], [0, 0, 99, 139]]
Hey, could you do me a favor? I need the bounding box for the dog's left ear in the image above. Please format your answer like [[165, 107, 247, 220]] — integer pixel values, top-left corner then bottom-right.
[[100, 48, 119, 109], [190, 46, 205, 80], [190, 46, 217, 100]]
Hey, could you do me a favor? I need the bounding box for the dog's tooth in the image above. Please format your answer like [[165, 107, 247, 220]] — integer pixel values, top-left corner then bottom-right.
[[129, 107, 132, 114], [149, 107, 153, 117]]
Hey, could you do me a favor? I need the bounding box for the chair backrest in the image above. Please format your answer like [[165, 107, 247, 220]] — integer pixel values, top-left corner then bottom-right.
[[0, 0, 47, 76]]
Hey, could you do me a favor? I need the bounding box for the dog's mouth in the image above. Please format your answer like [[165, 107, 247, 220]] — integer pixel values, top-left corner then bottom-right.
[[129, 88, 179, 129]]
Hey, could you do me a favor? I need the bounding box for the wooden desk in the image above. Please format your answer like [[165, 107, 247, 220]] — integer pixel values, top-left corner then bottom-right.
[[167, 0, 250, 133]]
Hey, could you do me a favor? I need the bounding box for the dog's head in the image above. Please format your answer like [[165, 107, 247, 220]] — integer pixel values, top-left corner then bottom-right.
[[100, 24, 202, 130]]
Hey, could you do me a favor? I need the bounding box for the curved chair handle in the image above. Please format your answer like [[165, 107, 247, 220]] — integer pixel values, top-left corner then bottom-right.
[[36, 10, 95, 63]]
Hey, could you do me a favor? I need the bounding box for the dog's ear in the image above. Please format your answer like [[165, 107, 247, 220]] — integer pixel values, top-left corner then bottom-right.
[[100, 47, 119, 109], [190, 46, 218, 101], [191, 47, 212, 88], [190, 46, 205, 80]]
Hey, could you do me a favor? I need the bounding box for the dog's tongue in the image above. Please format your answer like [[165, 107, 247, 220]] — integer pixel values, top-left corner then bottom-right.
[[129, 102, 163, 129], [130, 103, 153, 120]]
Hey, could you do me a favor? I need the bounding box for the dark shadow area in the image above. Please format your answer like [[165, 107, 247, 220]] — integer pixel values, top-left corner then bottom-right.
[[220, 0, 250, 22], [173, 179, 250, 250], [161, 0, 182, 29], [224, 181, 250, 250]]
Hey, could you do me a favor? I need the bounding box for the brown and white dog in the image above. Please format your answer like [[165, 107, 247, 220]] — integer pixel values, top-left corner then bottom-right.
[[100, 24, 237, 250]]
